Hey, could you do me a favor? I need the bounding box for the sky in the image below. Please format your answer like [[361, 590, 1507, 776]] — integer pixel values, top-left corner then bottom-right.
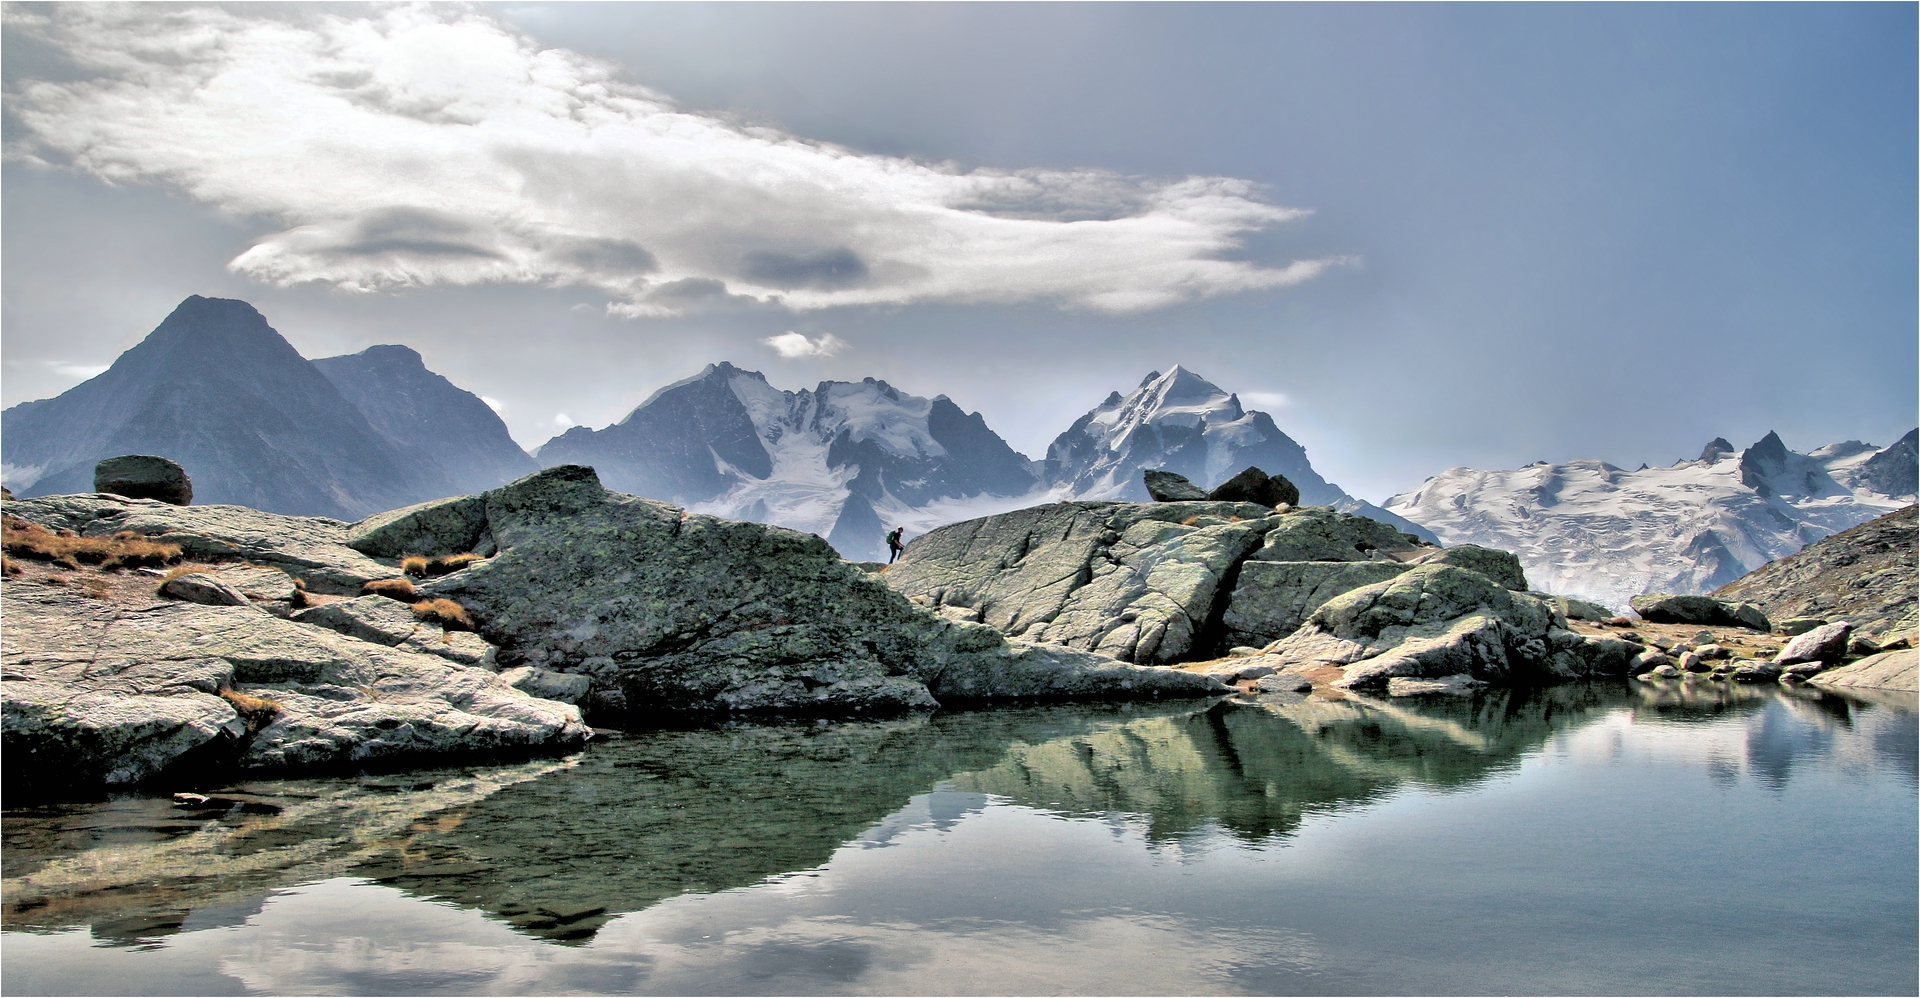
[[3, 2, 1914, 502]]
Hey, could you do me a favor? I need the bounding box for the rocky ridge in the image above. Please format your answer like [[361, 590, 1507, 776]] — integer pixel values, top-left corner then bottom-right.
[[1712, 504, 1917, 642]]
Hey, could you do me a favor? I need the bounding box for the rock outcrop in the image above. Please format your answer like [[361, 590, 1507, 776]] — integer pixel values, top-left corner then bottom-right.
[[1, 580, 587, 795], [1249, 565, 1632, 691], [94, 455, 192, 506], [1712, 504, 1916, 643], [3, 493, 394, 594], [1807, 648, 1919, 694], [1628, 593, 1771, 631], [1206, 466, 1300, 508], [1143, 469, 1209, 501], [420, 467, 1222, 715]]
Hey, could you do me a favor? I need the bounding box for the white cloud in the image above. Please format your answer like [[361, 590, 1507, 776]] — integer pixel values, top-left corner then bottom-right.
[[762, 331, 848, 359], [553, 412, 575, 428], [1240, 391, 1290, 410], [47, 361, 109, 380], [2, 5, 1345, 318], [479, 396, 505, 413]]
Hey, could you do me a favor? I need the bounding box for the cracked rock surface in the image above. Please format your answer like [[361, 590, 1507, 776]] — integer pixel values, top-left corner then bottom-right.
[[1, 581, 587, 794]]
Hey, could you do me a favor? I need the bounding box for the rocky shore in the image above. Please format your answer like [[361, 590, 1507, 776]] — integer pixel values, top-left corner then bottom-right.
[[6, 464, 1910, 798]]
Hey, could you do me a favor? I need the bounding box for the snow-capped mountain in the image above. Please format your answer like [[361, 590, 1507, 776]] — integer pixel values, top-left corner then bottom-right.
[[1383, 431, 1917, 611], [534, 363, 1044, 560], [535, 363, 1431, 560], [1045, 366, 1435, 539]]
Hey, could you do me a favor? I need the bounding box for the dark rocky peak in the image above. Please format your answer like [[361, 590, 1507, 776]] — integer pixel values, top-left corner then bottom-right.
[[314, 342, 537, 494], [1698, 437, 1734, 462], [1737, 430, 1790, 494], [1857, 428, 1919, 498]]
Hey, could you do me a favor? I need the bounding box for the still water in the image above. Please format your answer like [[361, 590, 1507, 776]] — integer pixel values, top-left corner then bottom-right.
[[4, 681, 1915, 996]]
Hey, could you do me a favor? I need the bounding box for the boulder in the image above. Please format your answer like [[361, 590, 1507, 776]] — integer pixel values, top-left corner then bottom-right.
[[1206, 466, 1299, 508], [1256, 564, 1622, 691], [1254, 672, 1313, 694], [425, 468, 1227, 715], [2, 494, 395, 594], [1731, 660, 1782, 683], [346, 495, 490, 559], [1774, 621, 1852, 666], [883, 499, 1277, 663], [1142, 469, 1208, 502], [93, 455, 192, 506], [1776, 617, 1828, 636], [1628, 594, 1771, 631], [1221, 560, 1410, 648], [159, 572, 253, 607], [1409, 544, 1530, 591], [1, 581, 587, 793], [1535, 594, 1616, 622]]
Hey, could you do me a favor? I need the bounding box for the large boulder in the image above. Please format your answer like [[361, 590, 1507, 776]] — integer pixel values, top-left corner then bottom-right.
[[1628, 593, 1771, 631], [1, 494, 394, 594], [346, 494, 490, 559], [1255, 564, 1629, 690], [1142, 469, 1209, 501], [1, 581, 587, 794], [1774, 621, 1852, 666], [882, 499, 1278, 663], [423, 468, 1225, 714], [1207, 466, 1300, 508], [93, 455, 192, 506]]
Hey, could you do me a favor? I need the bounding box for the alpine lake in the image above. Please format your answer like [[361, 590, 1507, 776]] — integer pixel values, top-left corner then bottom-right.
[[4, 679, 1915, 996]]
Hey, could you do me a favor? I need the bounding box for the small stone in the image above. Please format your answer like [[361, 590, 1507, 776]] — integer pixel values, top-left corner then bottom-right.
[[1254, 673, 1313, 694], [1694, 644, 1732, 661], [159, 573, 252, 607], [1386, 673, 1488, 697], [1227, 646, 1263, 658], [1731, 660, 1782, 683]]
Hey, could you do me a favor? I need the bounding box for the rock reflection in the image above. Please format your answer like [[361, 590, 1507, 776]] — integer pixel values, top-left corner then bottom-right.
[[5, 682, 1911, 951]]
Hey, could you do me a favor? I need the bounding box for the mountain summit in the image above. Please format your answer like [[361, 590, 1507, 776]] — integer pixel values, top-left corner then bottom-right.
[[1044, 366, 1433, 539], [1, 296, 534, 519]]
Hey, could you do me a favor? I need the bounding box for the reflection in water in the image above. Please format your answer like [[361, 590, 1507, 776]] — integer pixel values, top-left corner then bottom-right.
[[4, 681, 1912, 962]]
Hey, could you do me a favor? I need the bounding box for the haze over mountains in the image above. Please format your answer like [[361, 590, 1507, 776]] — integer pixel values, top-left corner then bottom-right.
[[1384, 431, 1917, 610], [3, 295, 1910, 583]]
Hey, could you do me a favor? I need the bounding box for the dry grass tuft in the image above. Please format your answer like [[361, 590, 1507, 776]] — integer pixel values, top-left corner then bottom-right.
[[220, 688, 281, 732], [363, 577, 416, 601], [76, 577, 112, 600], [400, 555, 430, 577], [2, 557, 18, 576], [2, 515, 181, 570], [411, 598, 475, 631], [161, 564, 208, 583], [425, 552, 486, 575]]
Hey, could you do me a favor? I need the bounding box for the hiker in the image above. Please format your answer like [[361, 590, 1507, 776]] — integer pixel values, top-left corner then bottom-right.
[[886, 526, 905, 564]]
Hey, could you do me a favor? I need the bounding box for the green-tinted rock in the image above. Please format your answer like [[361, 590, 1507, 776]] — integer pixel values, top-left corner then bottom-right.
[[346, 495, 488, 558]]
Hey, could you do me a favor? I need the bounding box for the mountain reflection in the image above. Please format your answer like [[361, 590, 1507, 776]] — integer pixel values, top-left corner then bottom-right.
[[4, 682, 1910, 949]]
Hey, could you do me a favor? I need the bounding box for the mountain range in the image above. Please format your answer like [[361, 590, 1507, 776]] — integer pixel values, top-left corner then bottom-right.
[[5, 294, 1909, 582], [1383, 430, 1916, 610]]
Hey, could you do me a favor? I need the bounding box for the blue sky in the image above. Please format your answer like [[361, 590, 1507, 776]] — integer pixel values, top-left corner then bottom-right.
[[4, 3, 1913, 501]]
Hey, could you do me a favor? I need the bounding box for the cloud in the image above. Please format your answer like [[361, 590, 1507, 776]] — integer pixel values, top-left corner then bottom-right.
[[479, 396, 505, 413], [2, 5, 1343, 316], [553, 413, 575, 428], [1240, 391, 1290, 410], [47, 361, 109, 380], [763, 332, 849, 359]]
